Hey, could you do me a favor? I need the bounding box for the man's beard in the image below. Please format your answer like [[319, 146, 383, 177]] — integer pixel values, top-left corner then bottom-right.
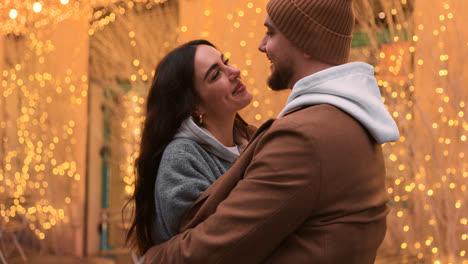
[[267, 63, 292, 91]]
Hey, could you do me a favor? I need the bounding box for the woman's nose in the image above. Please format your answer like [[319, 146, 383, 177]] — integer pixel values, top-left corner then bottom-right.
[[228, 65, 241, 80]]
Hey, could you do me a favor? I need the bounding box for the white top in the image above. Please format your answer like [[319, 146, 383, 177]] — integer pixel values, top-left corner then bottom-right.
[[225, 145, 240, 155]]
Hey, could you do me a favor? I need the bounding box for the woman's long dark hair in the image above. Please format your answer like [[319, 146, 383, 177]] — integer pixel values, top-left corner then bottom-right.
[[124, 40, 253, 256], [125, 40, 214, 255]]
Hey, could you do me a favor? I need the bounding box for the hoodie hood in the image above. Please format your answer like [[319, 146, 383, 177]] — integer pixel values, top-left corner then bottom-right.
[[278, 62, 399, 144], [174, 117, 239, 162]]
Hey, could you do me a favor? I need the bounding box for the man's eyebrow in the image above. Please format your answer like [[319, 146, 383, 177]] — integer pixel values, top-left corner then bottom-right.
[[203, 53, 224, 81], [264, 22, 273, 29]]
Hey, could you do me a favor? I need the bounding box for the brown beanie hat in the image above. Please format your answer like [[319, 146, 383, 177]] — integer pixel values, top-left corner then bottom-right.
[[266, 0, 355, 65]]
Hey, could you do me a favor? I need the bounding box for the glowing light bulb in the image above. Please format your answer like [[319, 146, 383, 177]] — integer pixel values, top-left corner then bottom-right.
[[9, 9, 18, 19], [61, 0, 69, 4], [33, 2, 42, 13]]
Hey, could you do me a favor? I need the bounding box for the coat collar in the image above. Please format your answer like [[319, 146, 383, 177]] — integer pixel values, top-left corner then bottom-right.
[[282, 105, 309, 116]]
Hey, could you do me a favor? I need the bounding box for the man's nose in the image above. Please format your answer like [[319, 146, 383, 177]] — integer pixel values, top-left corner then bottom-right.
[[258, 35, 267, 53]]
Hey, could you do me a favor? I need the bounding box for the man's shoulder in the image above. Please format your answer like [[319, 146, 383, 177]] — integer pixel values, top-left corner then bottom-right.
[[265, 104, 367, 146], [273, 104, 351, 129]]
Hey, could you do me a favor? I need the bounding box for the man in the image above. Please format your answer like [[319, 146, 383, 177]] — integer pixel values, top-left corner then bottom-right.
[[144, 0, 399, 263]]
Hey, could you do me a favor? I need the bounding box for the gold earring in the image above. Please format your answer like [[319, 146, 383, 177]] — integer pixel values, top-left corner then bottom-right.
[[199, 113, 205, 125]]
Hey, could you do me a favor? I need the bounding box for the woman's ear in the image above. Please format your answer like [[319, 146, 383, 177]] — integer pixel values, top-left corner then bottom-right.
[[192, 106, 206, 125]]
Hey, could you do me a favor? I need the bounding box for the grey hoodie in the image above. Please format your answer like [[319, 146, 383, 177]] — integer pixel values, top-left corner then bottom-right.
[[152, 117, 241, 243], [279, 62, 399, 144], [174, 117, 240, 162]]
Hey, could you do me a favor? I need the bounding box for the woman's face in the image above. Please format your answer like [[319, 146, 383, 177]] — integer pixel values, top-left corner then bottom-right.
[[193, 45, 252, 120]]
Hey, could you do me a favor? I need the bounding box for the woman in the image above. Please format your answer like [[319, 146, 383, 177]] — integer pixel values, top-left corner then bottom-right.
[[125, 40, 255, 256]]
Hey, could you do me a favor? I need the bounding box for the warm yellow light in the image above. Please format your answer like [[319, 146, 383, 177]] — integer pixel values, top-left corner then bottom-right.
[[9, 9, 18, 19], [125, 185, 133, 194], [33, 2, 42, 13], [61, 0, 69, 4]]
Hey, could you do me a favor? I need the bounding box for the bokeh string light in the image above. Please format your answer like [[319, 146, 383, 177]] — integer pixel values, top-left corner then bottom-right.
[[1, 0, 467, 262], [351, 1, 467, 263]]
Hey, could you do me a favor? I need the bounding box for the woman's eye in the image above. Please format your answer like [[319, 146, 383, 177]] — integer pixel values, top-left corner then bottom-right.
[[212, 71, 219, 80], [223, 59, 230, 65]]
